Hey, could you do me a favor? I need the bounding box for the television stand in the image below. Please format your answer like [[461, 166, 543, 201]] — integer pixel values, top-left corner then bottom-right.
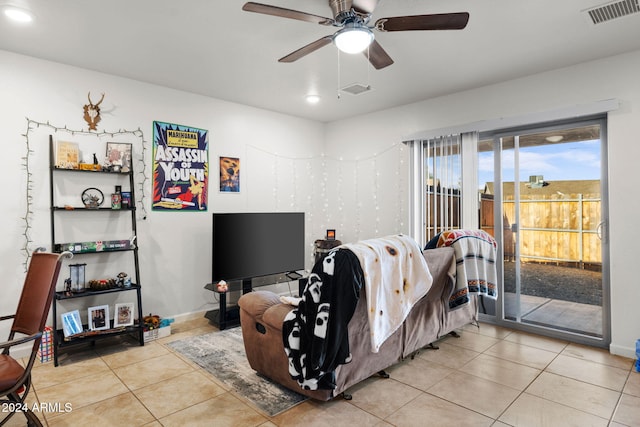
[[204, 278, 252, 330], [204, 273, 309, 329]]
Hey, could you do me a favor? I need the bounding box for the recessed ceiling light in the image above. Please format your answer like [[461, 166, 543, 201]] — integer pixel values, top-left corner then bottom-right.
[[305, 94, 321, 104], [3, 6, 34, 23]]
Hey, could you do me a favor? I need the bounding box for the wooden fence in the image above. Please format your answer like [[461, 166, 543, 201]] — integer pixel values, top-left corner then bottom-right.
[[425, 186, 461, 240], [480, 194, 602, 266]]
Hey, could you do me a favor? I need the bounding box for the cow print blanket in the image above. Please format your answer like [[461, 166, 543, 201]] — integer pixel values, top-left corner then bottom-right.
[[282, 248, 363, 391]]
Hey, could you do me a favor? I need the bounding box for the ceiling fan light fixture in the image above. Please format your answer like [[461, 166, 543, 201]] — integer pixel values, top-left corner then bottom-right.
[[333, 25, 374, 54]]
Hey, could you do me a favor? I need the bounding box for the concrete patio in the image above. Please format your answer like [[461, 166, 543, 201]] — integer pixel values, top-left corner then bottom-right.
[[504, 292, 603, 337]]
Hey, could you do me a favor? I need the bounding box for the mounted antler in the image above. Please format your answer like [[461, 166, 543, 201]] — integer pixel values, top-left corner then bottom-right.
[[89, 92, 105, 107], [83, 91, 105, 130]]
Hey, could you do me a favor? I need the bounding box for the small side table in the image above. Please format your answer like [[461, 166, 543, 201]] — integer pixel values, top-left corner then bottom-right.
[[205, 273, 311, 328], [313, 239, 343, 264], [204, 279, 252, 330]]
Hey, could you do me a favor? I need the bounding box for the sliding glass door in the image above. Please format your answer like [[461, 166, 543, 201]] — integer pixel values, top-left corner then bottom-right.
[[478, 118, 610, 346]]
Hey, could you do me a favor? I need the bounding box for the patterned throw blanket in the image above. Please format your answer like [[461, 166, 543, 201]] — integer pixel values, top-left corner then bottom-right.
[[435, 230, 498, 309], [342, 234, 433, 353], [282, 248, 363, 391]]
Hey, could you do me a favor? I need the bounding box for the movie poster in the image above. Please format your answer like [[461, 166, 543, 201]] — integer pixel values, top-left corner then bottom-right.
[[152, 121, 209, 211], [219, 156, 240, 192]]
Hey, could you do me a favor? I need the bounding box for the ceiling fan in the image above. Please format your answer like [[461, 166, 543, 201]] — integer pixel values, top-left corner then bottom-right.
[[242, 1, 469, 70]]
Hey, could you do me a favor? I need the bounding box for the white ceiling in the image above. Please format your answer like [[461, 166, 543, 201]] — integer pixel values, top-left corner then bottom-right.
[[2, 0, 640, 123]]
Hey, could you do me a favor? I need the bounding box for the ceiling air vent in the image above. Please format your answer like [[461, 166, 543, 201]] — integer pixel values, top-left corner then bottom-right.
[[340, 83, 372, 96], [583, 0, 640, 24]]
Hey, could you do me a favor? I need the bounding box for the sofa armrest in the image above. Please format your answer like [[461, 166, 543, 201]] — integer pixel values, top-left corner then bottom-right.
[[238, 290, 335, 401], [238, 290, 297, 331], [237, 290, 281, 320]]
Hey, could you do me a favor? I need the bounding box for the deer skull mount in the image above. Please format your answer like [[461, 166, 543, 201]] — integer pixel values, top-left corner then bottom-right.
[[83, 92, 105, 130]]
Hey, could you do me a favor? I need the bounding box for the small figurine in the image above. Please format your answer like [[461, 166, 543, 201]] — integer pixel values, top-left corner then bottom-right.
[[116, 272, 131, 288], [216, 280, 228, 292], [64, 278, 72, 296], [144, 314, 161, 329]]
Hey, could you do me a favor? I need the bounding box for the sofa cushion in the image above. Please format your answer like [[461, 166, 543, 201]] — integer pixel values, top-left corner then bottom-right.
[[424, 232, 442, 250]]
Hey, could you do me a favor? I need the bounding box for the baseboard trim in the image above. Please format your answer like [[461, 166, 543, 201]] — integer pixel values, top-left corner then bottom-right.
[[172, 310, 209, 323], [609, 343, 635, 359]]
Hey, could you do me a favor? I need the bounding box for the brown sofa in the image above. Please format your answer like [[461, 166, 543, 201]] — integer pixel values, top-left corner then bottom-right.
[[237, 246, 477, 401]]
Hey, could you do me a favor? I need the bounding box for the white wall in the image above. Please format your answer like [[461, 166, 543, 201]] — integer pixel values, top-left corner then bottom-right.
[[325, 49, 640, 358], [4, 47, 640, 358], [0, 50, 324, 340]]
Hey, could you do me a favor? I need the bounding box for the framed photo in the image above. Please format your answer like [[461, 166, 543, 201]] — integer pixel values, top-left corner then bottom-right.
[[326, 229, 336, 240], [219, 156, 240, 192], [61, 310, 83, 337], [114, 303, 134, 327], [105, 142, 132, 172], [88, 305, 110, 331]]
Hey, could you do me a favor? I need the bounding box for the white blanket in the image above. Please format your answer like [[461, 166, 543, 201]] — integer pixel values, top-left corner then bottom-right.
[[342, 234, 433, 353]]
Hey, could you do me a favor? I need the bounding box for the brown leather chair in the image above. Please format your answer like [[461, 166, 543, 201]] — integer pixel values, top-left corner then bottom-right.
[[0, 250, 68, 426]]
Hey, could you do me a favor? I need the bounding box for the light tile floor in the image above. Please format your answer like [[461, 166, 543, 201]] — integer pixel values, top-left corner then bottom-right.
[[6, 318, 640, 427]]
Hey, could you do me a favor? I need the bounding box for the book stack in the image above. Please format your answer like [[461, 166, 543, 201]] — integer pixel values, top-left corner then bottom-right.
[[54, 239, 133, 254]]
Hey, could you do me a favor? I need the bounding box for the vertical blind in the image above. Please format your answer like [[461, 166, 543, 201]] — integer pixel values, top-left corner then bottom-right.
[[407, 131, 479, 247], [424, 134, 462, 241]]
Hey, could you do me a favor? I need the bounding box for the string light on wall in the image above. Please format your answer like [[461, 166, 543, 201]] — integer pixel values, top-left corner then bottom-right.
[[320, 154, 328, 232], [21, 119, 35, 270], [246, 142, 404, 245], [373, 156, 380, 236], [21, 118, 149, 270], [337, 158, 345, 233], [306, 158, 315, 263], [306, 159, 314, 209], [246, 144, 320, 260]]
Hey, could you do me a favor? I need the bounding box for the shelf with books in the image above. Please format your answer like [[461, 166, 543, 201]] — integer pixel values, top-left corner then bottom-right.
[[52, 239, 136, 254], [48, 134, 144, 366]]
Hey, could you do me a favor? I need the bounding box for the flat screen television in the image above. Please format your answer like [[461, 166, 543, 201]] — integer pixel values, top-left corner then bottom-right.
[[212, 212, 305, 282]]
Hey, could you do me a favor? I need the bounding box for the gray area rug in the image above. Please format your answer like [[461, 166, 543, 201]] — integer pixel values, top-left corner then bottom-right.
[[168, 327, 307, 416]]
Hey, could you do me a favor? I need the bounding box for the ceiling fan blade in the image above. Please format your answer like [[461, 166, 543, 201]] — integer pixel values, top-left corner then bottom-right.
[[352, 0, 379, 15], [242, 2, 334, 25], [365, 40, 394, 70], [279, 36, 334, 63], [375, 12, 469, 32]]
